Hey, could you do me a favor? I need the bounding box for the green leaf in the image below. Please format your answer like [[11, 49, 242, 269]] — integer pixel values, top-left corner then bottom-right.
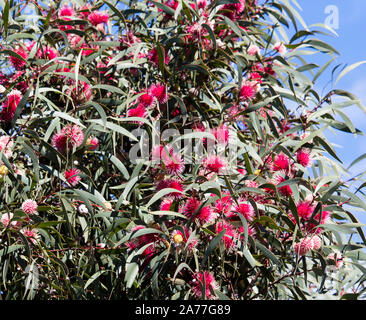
[[336, 60, 366, 85]]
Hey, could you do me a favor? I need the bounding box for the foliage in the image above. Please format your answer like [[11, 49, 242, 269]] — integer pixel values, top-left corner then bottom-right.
[[0, 0, 366, 300]]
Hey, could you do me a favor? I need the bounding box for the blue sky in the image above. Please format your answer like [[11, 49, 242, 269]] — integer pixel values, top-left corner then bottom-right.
[[290, 1, 366, 227]]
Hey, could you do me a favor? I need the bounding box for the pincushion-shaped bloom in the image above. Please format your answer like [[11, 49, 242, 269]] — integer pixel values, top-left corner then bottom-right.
[[152, 145, 185, 175], [296, 148, 312, 167], [293, 237, 314, 256], [86, 137, 99, 151], [21, 228, 40, 244], [69, 82, 93, 104], [0, 135, 13, 159], [210, 124, 230, 145], [230, 200, 255, 221], [127, 104, 147, 122], [0, 89, 22, 122], [213, 191, 233, 216], [9, 47, 28, 70], [59, 5, 75, 17], [273, 42, 287, 55], [156, 178, 184, 199], [51, 124, 84, 153], [296, 201, 314, 220], [160, 197, 174, 211], [138, 92, 155, 108], [272, 152, 291, 172], [191, 271, 219, 299], [89, 10, 109, 26], [247, 44, 261, 56], [202, 155, 227, 174], [21, 200, 38, 215], [311, 235, 322, 250], [147, 47, 170, 66], [37, 45, 58, 60], [181, 197, 216, 224], [1, 212, 19, 228], [239, 81, 257, 100], [272, 171, 293, 196], [149, 83, 169, 104], [215, 220, 238, 251], [65, 168, 81, 186]]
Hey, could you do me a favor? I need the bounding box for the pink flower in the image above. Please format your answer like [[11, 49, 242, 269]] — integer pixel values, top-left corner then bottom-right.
[[86, 137, 99, 151], [37, 45, 58, 60], [296, 201, 314, 220], [247, 44, 261, 56], [69, 82, 93, 104], [160, 198, 174, 211], [1, 212, 19, 228], [181, 197, 216, 224], [139, 92, 155, 107], [215, 220, 238, 251], [125, 225, 160, 259], [149, 83, 169, 104], [311, 235, 322, 250], [0, 135, 13, 158], [293, 237, 314, 256], [147, 47, 170, 66], [51, 125, 84, 153], [273, 42, 287, 55], [21, 199, 38, 215], [272, 152, 291, 172], [127, 104, 147, 122], [0, 89, 22, 122], [89, 11, 109, 26], [59, 5, 75, 17], [153, 145, 185, 175], [213, 191, 233, 216], [9, 47, 28, 70], [20, 228, 40, 244], [202, 155, 226, 174], [156, 178, 184, 199], [239, 81, 257, 100], [64, 168, 81, 186], [191, 271, 219, 299], [296, 148, 312, 167], [230, 201, 255, 221], [210, 124, 230, 145], [272, 172, 293, 196]]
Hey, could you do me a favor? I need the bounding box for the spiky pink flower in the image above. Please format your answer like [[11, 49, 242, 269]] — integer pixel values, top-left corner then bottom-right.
[[21, 199, 38, 215], [160, 198, 174, 211], [89, 11, 109, 26], [239, 81, 257, 100], [59, 5, 75, 17], [215, 220, 238, 251], [1, 212, 19, 228], [272, 172, 293, 196], [20, 228, 40, 244], [213, 191, 233, 215], [156, 178, 184, 199], [230, 201, 255, 221], [202, 155, 226, 174], [272, 152, 291, 172], [237, 225, 256, 237], [311, 235, 322, 250], [273, 42, 287, 55], [86, 137, 99, 151], [191, 271, 219, 299], [64, 168, 81, 186], [247, 44, 261, 56], [138, 92, 155, 107], [9, 47, 28, 70], [0, 135, 13, 158], [51, 125, 84, 153], [181, 197, 216, 224], [69, 82, 93, 104], [296, 201, 314, 220], [293, 237, 313, 256], [147, 47, 170, 66], [37, 45, 58, 60], [210, 124, 230, 145], [0, 89, 22, 122], [149, 83, 168, 104], [125, 225, 160, 259], [296, 148, 312, 167], [160, 148, 185, 175], [127, 104, 147, 122]]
